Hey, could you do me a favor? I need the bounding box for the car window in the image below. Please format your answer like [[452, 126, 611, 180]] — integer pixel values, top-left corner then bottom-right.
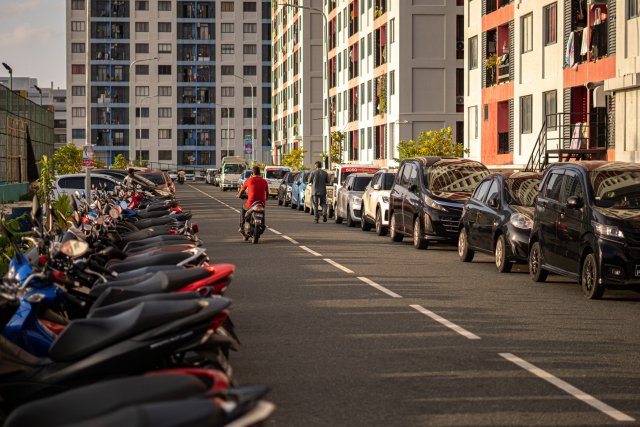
[[428, 162, 489, 193], [561, 172, 584, 203], [408, 164, 419, 188], [59, 177, 85, 189], [382, 173, 396, 190], [543, 171, 564, 201], [471, 180, 491, 202], [370, 174, 379, 187], [266, 169, 287, 180], [353, 176, 372, 191], [94, 177, 115, 191], [590, 168, 640, 208], [504, 176, 541, 206], [486, 179, 500, 203]]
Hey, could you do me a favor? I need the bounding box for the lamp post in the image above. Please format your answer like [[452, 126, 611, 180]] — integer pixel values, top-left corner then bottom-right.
[[128, 57, 158, 162], [137, 94, 157, 163], [2, 62, 13, 91], [233, 74, 255, 164], [33, 85, 43, 106], [276, 3, 331, 168]]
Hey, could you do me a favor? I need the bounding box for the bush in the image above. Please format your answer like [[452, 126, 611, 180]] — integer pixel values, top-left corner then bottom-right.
[[396, 127, 469, 162]]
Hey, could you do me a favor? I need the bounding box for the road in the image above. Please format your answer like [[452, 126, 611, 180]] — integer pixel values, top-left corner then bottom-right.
[[181, 182, 640, 426]]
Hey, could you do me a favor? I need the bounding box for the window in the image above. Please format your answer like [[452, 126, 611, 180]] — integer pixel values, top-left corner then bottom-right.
[[71, 0, 84, 10], [221, 2, 234, 12], [221, 65, 234, 75], [543, 90, 557, 130], [244, 65, 256, 75], [136, 108, 149, 118], [544, 3, 557, 45], [72, 86, 85, 96], [243, 44, 257, 54], [629, 0, 639, 19], [72, 129, 86, 139], [72, 64, 85, 74], [221, 108, 235, 118], [158, 129, 172, 139], [244, 2, 257, 11], [158, 107, 172, 118], [158, 1, 171, 11], [486, 179, 500, 203], [158, 22, 172, 32], [158, 150, 172, 160], [136, 64, 149, 75], [136, 86, 150, 96], [158, 43, 171, 53], [136, 22, 149, 32], [543, 171, 564, 201], [221, 129, 235, 139], [521, 13, 533, 53], [136, 43, 149, 53], [221, 87, 235, 97], [389, 70, 395, 95], [72, 107, 86, 117], [389, 19, 395, 43], [520, 95, 532, 134], [243, 87, 256, 97], [135, 1, 148, 11], [71, 21, 85, 32], [221, 23, 234, 33], [221, 44, 235, 54], [158, 65, 171, 75], [158, 86, 171, 96], [136, 129, 150, 139], [71, 43, 85, 53], [469, 105, 478, 140], [472, 179, 491, 202], [484, 104, 489, 121], [243, 23, 257, 33], [244, 108, 256, 118], [469, 36, 478, 69]]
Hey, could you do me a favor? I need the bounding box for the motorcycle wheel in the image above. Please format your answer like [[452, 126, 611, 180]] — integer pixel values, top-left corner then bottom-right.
[[252, 232, 260, 244]]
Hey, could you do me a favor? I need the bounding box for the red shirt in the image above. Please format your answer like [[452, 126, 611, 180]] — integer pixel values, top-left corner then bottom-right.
[[241, 176, 268, 209]]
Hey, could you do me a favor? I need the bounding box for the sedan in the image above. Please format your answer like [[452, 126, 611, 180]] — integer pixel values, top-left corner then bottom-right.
[[277, 171, 298, 207], [361, 169, 396, 235], [291, 170, 310, 211], [458, 171, 542, 272], [334, 173, 374, 227]]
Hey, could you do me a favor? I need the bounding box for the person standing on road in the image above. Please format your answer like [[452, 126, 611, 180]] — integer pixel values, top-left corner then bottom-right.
[[308, 161, 329, 223], [236, 165, 269, 233], [123, 168, 135, 187]]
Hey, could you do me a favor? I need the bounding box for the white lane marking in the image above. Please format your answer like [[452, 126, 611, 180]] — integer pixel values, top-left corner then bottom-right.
[[410, 304, 481, 340], [499, 353, 634, 422], [300, 245, 322, 257], [231, 209, 240, 213], [357, 277, 402, 298], [268, 227, 282, 235], [282, 235, 299, 245], [323, 258, 354, 274]]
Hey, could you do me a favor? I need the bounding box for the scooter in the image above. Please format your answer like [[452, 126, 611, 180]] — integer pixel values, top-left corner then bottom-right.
[[241, 201, 265, 244]]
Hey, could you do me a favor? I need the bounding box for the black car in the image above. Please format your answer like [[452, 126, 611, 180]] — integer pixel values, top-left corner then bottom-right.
[[277, 171, 298, 207], [529, 161, 640, 299], [458, 171, 542, 272], [389, 157, 489, 249]]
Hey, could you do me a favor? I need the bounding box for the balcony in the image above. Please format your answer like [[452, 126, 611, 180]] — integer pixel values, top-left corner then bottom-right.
[[374, 0, 386, 19], [483, 25, 512, 87], [485, 0, 513, 15], [177, 2, 214, 19], [374, 25, 387, 68], [92, 0, 129, 18]]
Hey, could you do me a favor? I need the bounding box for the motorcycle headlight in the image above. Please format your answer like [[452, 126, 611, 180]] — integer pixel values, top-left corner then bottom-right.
[[424, 195, 447, 212], [510, 213, 533, 229], [592, 221, 624, 239]]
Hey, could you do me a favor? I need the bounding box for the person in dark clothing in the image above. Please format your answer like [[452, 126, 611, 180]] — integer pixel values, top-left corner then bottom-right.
[[307, 161, 329, 223]]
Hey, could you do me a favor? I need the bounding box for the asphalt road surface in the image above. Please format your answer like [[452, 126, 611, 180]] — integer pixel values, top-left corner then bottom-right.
[[182, 182, 640, 426]]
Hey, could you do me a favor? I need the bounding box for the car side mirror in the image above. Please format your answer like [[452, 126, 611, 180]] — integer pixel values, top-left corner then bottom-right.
[[373, 184, 381, 191], [487, 196, 499, 209], [566, 195, 583, 209]]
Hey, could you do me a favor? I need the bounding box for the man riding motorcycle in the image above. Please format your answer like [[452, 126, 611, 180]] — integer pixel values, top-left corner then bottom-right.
[[177, 169, 186, 184], [236, 166, 268, 234]]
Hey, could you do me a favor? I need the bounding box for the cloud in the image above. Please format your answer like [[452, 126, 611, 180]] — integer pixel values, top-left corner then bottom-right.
[[0, 25, 55, 47], [0, 0, 47, 17]]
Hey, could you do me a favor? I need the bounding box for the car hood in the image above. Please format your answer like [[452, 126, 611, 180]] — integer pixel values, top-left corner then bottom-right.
[[510, 205, 535, 219], [593, 206, 640, 222], [347, 190, 365, 198], [430, 191, 472, 204]]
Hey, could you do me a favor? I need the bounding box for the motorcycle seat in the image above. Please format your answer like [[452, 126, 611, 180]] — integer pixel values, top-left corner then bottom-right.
[[106, 252, 194, 273], [125, 243, 195, 256], [123, 235, 192, 251], [119, 227, 174, 243], [90, 268, 211, 298], [131, 217, 177, 229], [90, 292, 202, 314], [49, 299, 203, 362], [135, 210, 171, 219], [111, 265, 184, 279]]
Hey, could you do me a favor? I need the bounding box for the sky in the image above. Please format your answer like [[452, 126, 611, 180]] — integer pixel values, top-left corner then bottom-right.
[[0, 0, 66, 90]]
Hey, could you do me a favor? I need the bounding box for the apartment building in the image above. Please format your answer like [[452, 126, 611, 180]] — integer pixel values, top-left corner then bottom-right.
[[66, 0, 273, 168], [271, 0, 324, 168], [322, 0, 464, 167], [466, 0, 617, 169]]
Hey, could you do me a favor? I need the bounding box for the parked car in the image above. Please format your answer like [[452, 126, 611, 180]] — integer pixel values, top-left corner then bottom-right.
[[389, 157, 489, 249], [205, 168, 218, 185], [528, 161, 640, 299], [328, 164, 379, 218], [213, 172, 221, 187], [184, 171, 196, 181], [265, 166, 291, 198], [53, 173, 120, 199], [238, 170, 253, 188], [291, 170, 311, 210], [335, 173, 375, 227], [168, 170, 178, 181], [277, 171, 298, 207], [138, 171, 174, 196], [304, 172, 335, 216], [458, 171, 542, 272], [361, 169, 397, 235]]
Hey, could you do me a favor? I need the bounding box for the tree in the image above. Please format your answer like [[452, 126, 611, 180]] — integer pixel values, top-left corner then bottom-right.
[[52, 142, 82, 175], [36, 155, 56, 206], [112, 154, 128, 170], [329, 131, 345, 165], [281, 149, 306, 170], [395, 127, 469, 162]]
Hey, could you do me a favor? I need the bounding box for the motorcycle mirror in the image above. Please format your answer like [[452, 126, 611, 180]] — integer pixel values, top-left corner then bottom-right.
[[60, 239, 89, 258], [109, 207, 119, 219]]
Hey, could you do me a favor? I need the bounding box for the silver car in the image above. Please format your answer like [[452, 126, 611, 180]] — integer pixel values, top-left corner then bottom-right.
[[361, 169, 397, 235], [334, 173, 374, 227]]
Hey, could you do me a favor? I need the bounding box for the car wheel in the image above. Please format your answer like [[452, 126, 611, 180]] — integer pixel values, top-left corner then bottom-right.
[[361, 214, 372, 231], [290, 200, 297, 209], [581, 253, 605, 299], [375, 208, 387, 236], [458, 228, 474, 262], [389, 213, 403, 242], [413, 217, 428, 250], [529, 241, 548, 282], [304, 205, 310, 213], [299, 201, 304, 211], [495, 234, 512, 273], [346, 205, 356, 227]]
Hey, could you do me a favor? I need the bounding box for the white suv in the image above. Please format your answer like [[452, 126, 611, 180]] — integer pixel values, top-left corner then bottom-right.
[[360, 169, 397, 236], [53, 173, 120, 199]]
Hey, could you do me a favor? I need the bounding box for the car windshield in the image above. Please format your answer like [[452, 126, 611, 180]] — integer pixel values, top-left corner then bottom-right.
[[353, 176, 372, 191], [590, 169, 640, 209], [223, 164, 245, 174], [381, 173, 396, 190], [139, 173, 166, 185], [428, 164, 489, 193], [266, 169, 288, 180], [504, 176, 541, 206]]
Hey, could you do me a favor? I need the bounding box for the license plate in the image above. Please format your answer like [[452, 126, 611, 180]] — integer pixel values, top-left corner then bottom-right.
[[255, 219, 262, 224]]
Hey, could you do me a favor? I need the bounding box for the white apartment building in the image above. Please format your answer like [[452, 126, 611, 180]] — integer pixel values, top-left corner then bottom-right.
[[66, 0, 273, 169]]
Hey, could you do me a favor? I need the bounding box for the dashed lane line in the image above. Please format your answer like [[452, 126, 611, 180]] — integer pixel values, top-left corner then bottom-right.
[[268, 227, 282, 235], [300, 246, 322, 257], [357, 276, 402, 298], [322, 258, 354, 274], [410, 304, 481, 340], [499, 353, 635, 422], [282, 235, 299, 245]]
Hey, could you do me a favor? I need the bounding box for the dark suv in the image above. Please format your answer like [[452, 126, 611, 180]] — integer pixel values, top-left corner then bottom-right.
[[389, 157, 489, 249], [529, 161, 640, 299]]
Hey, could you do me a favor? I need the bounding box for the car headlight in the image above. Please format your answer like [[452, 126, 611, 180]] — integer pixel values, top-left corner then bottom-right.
[[381, 196, 389, 203], [424, 195, 447, 212], [510, 213, 533, 229], [592, 221, 624, 239], [352, 196, 362, 206]]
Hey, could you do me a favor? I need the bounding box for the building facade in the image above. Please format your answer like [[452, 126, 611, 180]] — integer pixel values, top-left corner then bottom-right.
[[66, 0, 272, 169]]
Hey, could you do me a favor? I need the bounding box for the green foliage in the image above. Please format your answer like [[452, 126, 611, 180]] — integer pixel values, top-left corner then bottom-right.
[[112, 154, 128, 170], [93, 158, 107, 169], [52, 142, 83, 175], [0, 213, 31, 275], [378, 75, 387, 114], [132, 158, 148, 168], [52, 194, 73, 228], [395, 127, 469, 162], [36, 155, 56, 207], [281, 149, 306, 171], [329, 131, 345, 165]]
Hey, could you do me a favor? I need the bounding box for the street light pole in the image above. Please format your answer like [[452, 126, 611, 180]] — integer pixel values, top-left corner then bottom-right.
[[2, 62, 13, 91], [33, 85, 43, 106], [277, 3, 331, 168], [128, 57, 158, 163], [233, 74, 255, 164]]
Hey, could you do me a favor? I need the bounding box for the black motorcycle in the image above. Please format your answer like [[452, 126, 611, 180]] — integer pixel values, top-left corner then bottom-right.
[[240, 197, 265, 244]]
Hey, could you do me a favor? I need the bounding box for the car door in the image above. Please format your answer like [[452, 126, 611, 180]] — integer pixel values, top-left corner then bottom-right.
[[555, 170, 585, 275], [363, 174, 379, 221], [338, 176, 352, 218], [390, 166, 406, 230], [475, 178, 500, 252], [404, 163, 421, 234], [536, 170, 565, 266], [465, 179, 492, 248]]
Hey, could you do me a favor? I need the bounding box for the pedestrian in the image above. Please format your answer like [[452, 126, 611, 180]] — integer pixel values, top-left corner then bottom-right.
[[307, 161, 329, 223], [123, 167, 135, 187]]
